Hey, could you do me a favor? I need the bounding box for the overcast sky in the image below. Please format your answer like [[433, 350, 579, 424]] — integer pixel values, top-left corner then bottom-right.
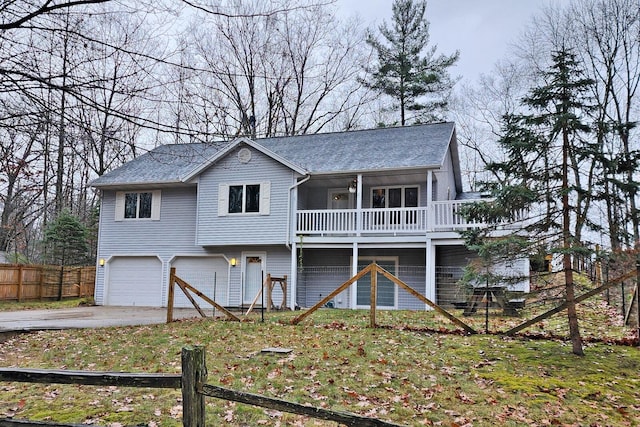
[[336, 0, 560, 84]]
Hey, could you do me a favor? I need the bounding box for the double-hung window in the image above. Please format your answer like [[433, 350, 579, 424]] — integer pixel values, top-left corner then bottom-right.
[[219, 182, 270, 216], [115, 190, 161, 221]]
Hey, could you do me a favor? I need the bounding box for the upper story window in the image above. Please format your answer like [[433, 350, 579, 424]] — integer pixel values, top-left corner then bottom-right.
[[371, 186, 419, 208], [115, 190, 161, 221], [219, 182, 270, 216], [125, 192, 152, 218], [229, 184, 260, 213]]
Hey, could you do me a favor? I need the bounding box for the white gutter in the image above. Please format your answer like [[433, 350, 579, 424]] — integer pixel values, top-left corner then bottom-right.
[[286, 175, 310, 250]]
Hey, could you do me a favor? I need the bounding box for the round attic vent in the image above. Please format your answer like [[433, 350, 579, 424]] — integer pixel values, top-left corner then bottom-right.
[[238, 147, 252, 163]]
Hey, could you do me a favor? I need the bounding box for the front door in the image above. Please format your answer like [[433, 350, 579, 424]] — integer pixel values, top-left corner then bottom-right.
[[356, 257, 397, 308], [243, 254, 265, 304]]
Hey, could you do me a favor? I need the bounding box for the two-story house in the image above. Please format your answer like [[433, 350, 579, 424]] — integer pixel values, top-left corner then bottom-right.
[[91, 122, 523, 310]]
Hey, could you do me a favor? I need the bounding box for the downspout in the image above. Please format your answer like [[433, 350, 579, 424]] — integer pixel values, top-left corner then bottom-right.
[[286, 175, 310, 250]]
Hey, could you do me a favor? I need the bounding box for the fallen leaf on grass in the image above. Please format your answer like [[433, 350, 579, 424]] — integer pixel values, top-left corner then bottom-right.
[[169, 405, 182, 418], [455, 389, 476, 404]]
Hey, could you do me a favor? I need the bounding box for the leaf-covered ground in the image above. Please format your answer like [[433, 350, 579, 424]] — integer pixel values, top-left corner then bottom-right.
[[1, 308, 639, 426], [0, 297, 94, 312]]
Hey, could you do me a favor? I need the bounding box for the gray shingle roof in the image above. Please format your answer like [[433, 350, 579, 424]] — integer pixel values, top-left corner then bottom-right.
[[257, 122, 454, 173], [91, 122, 455, 188], [91, 143, 224, 187]]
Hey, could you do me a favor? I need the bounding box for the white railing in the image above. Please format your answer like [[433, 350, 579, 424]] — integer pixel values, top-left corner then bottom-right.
[[360, 207, 428, 232], [296, 209, 358, 234], [296, 201, 485, 236], [430, 200, 482, 230]]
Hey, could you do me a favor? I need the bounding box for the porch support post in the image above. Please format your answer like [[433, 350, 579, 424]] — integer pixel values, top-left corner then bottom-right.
[[425, 238, 436, 310], [290, 241, 297, 310], [356, 173, 363, 236], [426, 170, 434, 231], [350, 243, 359, 309]]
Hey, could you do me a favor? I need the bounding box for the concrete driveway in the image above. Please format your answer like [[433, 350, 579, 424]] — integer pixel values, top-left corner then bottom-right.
[[0, 306, 204, 332]]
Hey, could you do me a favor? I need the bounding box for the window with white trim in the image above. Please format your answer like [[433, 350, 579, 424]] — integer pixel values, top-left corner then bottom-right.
[[371, 186, 419, 225], [115, 190, 161, 221], [371, 186, 419, 208], [218, 182, 270, 216]]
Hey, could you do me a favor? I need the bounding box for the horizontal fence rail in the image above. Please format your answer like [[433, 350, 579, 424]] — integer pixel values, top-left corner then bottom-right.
[[0, 264, 95, 302], [0, 346, 402, 427], [296, 201, 486, 236], [0, 368, 181, 389]]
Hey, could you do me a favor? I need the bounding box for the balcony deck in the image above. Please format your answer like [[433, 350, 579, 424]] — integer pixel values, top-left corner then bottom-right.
[[296, 200, 484, 236]]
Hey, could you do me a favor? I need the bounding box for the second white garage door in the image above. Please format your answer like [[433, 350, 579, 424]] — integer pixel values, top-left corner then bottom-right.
[[106, 256, 163, 307], [171, 256, 229, 308]]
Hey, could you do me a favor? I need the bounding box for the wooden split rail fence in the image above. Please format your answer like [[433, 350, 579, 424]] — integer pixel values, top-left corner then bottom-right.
[[0, 346, 402, 427]]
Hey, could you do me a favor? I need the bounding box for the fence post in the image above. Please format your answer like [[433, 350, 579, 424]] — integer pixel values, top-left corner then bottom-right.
[[167, 268, 176, 323], [182, 345, 207, 426], [266, 274, 272, 312], [370, 264, 377, 328]]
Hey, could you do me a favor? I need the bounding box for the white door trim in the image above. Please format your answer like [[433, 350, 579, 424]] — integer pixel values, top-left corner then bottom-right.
[[241, 251, 267, 304], [353, 255, 399, 309]]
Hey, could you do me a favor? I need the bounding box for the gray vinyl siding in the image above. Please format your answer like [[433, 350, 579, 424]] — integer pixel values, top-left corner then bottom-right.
[[196, 146, 296, 245], [297, 249, 351, 308], [360, 248, 426, 310], [436, 149, 457, 199], [361, 185, 428, 208], [95, 186, 222, 305], [298, 248, 427, 310], [436, 245, 476, 267], [435, 245, 476, 306], [98, 187, 201, 254], [205, 245, 292, 307], [300, 183, 429, 210]]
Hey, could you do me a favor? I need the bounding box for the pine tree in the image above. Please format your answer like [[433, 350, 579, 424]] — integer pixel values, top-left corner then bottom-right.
[[463, 47, 595, 355], [43, 209, 90, 300], [362, 0, 458, 125]]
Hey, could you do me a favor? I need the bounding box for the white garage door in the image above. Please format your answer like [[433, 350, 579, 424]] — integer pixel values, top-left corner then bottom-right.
[[171, 256, 229, 308], [107, 257, 163, 307]]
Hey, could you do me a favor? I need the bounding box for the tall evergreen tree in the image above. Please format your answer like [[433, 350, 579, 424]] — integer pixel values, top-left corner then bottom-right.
[[463, 47, 595, 356], [43, 209, 90, 300], [362, 0, 459, 125]]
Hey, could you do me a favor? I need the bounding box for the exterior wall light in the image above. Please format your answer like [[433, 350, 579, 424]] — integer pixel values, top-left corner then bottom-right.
[[230, 258, 237, 267], [348, 178, 357, 193], [99, 258, 105, 267]]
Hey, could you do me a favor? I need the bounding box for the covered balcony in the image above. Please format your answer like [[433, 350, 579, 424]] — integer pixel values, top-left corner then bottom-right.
[[296, 200, 485, 236]]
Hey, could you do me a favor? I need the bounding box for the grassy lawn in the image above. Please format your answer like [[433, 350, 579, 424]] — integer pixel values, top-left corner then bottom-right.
[[0, 308, 639, 426]]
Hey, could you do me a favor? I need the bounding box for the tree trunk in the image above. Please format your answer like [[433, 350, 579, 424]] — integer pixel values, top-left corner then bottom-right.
[[563, 122, 583, 356]]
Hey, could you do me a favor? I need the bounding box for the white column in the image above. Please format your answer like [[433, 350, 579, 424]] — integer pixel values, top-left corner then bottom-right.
[[290, 241, 297, 310], [350, 242, 359, 309], [426, 170, 434, 231], [425, 238, 436, 310], [356, 174, 363, 236]]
